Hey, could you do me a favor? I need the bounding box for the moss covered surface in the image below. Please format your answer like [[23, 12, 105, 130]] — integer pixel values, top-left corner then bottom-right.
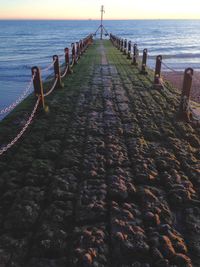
[[0, 40, 200, 267]]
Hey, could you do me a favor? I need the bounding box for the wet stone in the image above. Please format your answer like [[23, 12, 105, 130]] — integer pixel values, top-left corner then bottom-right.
[[76, 181, 107, 223], [72, 225, 109, 266], [110, 201, 149, 265]]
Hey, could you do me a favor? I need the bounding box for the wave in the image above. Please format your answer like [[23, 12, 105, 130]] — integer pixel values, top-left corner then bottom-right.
[[148, 53, 200, 59]]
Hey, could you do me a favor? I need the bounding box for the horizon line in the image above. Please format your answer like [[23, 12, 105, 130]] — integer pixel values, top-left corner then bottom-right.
[[1, 18, 200, 21], [0, 18, 200, 21]]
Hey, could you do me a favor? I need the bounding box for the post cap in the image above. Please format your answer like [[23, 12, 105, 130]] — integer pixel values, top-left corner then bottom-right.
[[185, 68, 194, 76]]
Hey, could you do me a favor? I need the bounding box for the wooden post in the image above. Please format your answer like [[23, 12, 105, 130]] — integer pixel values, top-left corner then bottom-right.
[[178, 68, 194, 121], [88, 34, 93, 45], [132, 44, 138, 65], [123, 39, 127, 55], [31, 66, 45, 109], [64, 48, 72, 74], [120, 39, 124, 52], [71, 43, 77, 64], [154, 55, 163, 89], [115, 38, 117, 48], [76, 42, 80, 59], [127, 41, 131, 59], [79, 40, 83, 55], [64, 48, 70, 66], [117, 38, 119, 48], [82, 40, 86, 53], [53, 55, 63, 88], [140, 49, 148, 75]]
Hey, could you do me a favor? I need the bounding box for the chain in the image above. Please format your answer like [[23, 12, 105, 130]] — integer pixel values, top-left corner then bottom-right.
[[181, 96, 199, 121], [191, 101, 200, 121], [192, 73, 200, 84], [0, 75, 35, 116], [58, 53, 65, 58], [70, 58, 75, 68], [43, 76, 58, 97], [0, 97, 40, 156], [158, 77, 178, 97], [42, 58, 57, 72], [160, 75, 200, 121], [181, 95, 190, 112], [60, 54, 66, 62], [61, 65, 69, 79], [162, 61, 180, 73]]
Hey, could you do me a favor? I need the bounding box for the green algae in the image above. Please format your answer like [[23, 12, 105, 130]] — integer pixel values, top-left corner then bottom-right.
[[0, 40, 199, 266]]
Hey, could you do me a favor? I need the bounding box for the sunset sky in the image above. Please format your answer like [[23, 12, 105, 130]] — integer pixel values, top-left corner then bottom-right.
[[0, 0, 200, 20]]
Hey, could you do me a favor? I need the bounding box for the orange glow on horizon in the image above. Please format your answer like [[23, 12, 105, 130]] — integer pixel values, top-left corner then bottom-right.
[[0, 0, 200, 20]]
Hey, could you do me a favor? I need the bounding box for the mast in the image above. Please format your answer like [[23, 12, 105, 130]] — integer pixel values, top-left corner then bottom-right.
[[94, 5, 109, 39], [100, 5, 104, 40]]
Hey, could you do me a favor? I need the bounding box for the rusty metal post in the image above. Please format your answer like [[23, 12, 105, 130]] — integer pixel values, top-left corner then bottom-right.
[[123, 39, 127, 55], [140, 49, 148, 75], [117, 38, 119, 49], [64, 48, 72, 74], [53, 55, 63, 88], [120, 39, 124, 52], [127, 41, 131, 59], [87, 34, 93, 45], [82, 40, 86, 53], [79, 40, 83, 55], [132, 44, 138, 65], [115, 38, 118, 48], [84, 38, 88, 50], [31, 67, 45, 109], [71, 43, 77, 64], [154, 55, 163, 89], [178, 68, 194, 121], [76, 42, 80, 60], [64, 48, 70, 66]]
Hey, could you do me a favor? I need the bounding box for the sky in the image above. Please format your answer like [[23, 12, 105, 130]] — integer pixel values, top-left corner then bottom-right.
[[0, 0, 200, 20]]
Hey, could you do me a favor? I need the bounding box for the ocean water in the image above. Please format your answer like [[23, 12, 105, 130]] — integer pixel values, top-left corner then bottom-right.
[[0, 20, 200, 115]]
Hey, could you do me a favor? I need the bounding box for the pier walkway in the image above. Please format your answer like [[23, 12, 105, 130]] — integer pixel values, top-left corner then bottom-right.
[[0, 40, 200, 267]]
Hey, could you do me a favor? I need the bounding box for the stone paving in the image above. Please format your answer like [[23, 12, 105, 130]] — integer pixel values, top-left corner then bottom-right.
[[0, 40, 200, 267]]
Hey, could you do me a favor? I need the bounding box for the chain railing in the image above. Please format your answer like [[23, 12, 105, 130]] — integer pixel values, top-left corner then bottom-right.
[[162, 61, 180, 73], [43, 76, 58, 97], [0, 75, 35, 116], [110, 33, 200, 123], [0, 97, 40, 156], [0, 34, 94, 156], [61, 65, 69, 79], [42, 58, 57, 73]]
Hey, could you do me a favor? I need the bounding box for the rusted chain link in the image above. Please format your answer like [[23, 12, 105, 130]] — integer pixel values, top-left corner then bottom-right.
[[181, 97, 200, 122], [162, 61, 180, 73], [191, 102, 200, 121], [58, 53, 65, 58], [42, 58, 57, 72], [0, 75, 35, 116], [70, 58, 75, 68], [61, 65, 69, 79], [158, 77, 178, 96], [43, 76, 58, 97], [192, 74, 200, 84], [0, 97, 40, 156], [0, 34, 93, 157]]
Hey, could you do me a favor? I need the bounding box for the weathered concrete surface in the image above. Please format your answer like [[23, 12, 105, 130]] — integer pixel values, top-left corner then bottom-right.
[[0, 40, 200, 267]]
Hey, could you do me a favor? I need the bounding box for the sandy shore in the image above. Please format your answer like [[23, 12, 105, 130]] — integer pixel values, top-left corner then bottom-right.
[[163, 71, 200, 103]]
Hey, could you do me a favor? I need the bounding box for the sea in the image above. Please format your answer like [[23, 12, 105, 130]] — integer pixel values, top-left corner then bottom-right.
[[0, 20, 200, 116]]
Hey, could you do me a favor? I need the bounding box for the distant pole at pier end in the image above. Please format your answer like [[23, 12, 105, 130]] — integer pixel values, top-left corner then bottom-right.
[[94, 5, 109, 39], [100, 5, 105, 40]]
